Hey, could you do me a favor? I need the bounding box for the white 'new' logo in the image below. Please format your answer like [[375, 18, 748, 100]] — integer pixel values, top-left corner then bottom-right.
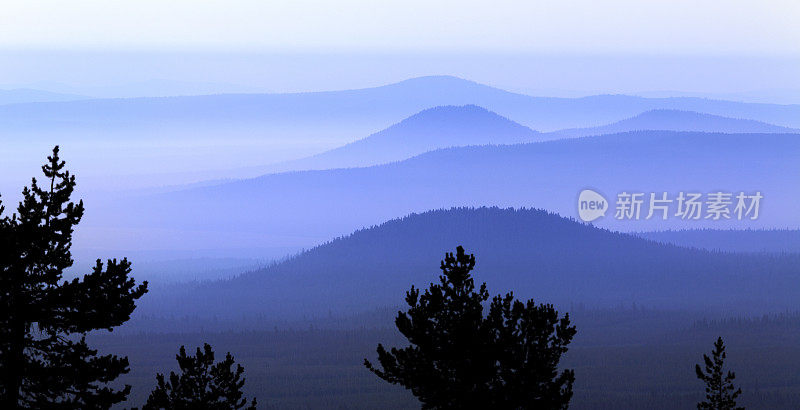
[[578, 189, 608, 222]]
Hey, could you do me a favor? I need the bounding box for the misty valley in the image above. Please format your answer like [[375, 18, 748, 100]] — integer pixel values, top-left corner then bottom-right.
[[2, 74, 800, 409]]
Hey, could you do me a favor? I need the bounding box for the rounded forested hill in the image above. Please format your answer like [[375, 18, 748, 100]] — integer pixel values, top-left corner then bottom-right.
[[141, 207, 800, 319]]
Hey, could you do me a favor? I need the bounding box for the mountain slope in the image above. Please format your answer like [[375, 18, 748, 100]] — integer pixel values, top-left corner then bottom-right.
[[82, 130, 800, 252], [255, 105, 542, 172], [637, 229, 800, 253], [555, 109, 798, 138], [138, 207, 800, 319]]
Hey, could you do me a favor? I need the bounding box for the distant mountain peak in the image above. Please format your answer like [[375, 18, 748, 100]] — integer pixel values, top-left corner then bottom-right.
[[381, 75, 505, 96], [395, 104, 513, 124], [248, 105, 541, 174], [628, 109, 740, 120], [392, 75, 482, 87], [554, 108, 797, 138], [618, 109, 795, 130], [308, 105, 540, 160]]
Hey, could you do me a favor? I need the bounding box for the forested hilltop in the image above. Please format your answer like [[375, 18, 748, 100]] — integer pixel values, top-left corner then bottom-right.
[[134, 207, 800, 322]]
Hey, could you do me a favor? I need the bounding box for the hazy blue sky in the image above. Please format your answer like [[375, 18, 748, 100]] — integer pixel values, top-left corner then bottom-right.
[[1, 1, 799, 97], [3, 0, 798, 54]]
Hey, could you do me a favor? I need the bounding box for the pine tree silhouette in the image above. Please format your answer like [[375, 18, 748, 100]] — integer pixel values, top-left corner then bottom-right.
[[143, 343, 257, 409], [695, 337, 744, 410], [364, 246, 576, 409], [0, 146, 148, 408]]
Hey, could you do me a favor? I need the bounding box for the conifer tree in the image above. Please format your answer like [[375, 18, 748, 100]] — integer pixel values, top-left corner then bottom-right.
[[0, 146, 148, 408], [695, 337, 744, 410], [364, 246, 576, 409], [143, 343, 257, 409]]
